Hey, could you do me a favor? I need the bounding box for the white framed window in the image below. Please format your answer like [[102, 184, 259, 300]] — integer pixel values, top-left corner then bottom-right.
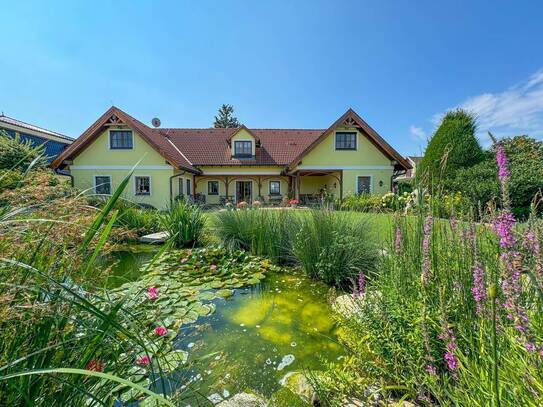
[[335, 132, 357, 150], [109, 130, 133, 149], [134, 176, 151, 196], [233, 140, 252, 158], [269, 180, 281, 195], [208, 180, 219, 195], [356, 176, 372, 194], [94, 175, 112, 195]]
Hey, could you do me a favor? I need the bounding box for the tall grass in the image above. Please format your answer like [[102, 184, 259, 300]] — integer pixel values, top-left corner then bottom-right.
[[316, 201, 543, 404], [213, 208, 299, 264], [159, 199, 206, 248], [292, 210, 378, 288], [0, 168, 182, 406]]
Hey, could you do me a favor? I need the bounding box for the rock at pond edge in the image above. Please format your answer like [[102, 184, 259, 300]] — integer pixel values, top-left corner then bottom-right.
[[216, 392, 267, 407]]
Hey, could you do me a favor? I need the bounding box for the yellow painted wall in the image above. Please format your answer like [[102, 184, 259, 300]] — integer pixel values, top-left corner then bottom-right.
[[70, 129, 176, 209], [231, 130, 256, 156]]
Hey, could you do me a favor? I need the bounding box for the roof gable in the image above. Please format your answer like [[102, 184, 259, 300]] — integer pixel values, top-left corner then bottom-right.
[[50, 107, 198, 172], [226, 125, 260, 145], [289, 109, 411, 171]]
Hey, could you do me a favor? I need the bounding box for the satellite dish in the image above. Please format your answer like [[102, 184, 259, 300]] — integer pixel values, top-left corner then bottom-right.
[[151, 117, 161, 128]]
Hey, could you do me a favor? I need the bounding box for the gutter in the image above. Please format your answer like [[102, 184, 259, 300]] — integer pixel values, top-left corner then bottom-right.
[[54, 168, 74, 187]]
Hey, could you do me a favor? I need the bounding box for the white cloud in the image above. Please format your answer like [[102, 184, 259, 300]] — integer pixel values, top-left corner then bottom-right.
[[409, 125, 427, 141], [420, 69, 543, 146]]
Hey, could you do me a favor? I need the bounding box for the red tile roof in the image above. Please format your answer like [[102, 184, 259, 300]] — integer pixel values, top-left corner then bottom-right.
[[51, 106, 410, 173], [157, 128, 322, 166]]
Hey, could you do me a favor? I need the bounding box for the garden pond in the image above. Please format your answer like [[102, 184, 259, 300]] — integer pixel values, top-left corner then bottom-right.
[[101, 246, 344, 405]]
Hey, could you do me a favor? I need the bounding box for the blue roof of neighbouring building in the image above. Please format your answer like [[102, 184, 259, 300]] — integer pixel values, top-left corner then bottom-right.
[[0, 114, 73, 161]]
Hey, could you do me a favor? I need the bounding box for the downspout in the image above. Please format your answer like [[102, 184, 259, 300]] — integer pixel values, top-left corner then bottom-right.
[[54, 168, 74, 187], [169, 171, 186, 206]]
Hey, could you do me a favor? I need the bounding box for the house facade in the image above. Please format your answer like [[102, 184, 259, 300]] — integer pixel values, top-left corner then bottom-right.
[[51, 107, 410, 209], [1, 114, 73, 160]]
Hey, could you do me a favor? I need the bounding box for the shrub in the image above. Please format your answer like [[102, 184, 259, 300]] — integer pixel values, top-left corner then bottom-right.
[[0, 130, 49, 171], [159, 200, 206, 248], [291, 210, 378, 288], [419, 109, 484, 186], [340, 193, 383, 212], [213, 208, 299, 264], [114, 207, 161, 235]]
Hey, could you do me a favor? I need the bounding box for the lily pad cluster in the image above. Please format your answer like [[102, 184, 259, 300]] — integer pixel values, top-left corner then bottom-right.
[[103, 246, 278, 401]]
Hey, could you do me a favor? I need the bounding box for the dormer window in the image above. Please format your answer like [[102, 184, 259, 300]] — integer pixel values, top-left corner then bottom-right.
[[335, 132, 357, 150], [233, 140, 252, 158], [110, 130, 133, 149]]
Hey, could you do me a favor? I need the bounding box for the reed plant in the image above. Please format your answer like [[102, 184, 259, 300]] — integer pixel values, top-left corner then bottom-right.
[[158, 199, 206, 248]]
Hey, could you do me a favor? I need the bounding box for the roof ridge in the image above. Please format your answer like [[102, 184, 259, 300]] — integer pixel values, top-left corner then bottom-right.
[[0, 114, 73, 140]]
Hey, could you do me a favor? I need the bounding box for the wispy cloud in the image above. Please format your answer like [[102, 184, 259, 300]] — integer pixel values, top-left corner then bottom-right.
[[409, 125, 427, 141], [418, 69, 543, 146]]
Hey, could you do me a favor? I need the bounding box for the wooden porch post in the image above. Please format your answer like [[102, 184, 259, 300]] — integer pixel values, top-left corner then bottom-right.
[[225, 176, 229, 201], [258, 176, 262, 200], [339, 170, 343, 201], [295, 173, 300, 201]]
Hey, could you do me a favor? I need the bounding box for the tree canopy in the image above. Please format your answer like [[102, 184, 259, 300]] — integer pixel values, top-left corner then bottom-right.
[[0, 130, 49, 171], [419, 109, 484, 186], [213, 104, 240, 128]]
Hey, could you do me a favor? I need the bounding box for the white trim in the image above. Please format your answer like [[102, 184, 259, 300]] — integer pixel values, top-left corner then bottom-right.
[[71, 165, 173, 170], [355, 175, 373, 194], [202, 170, 282, 175], [133, 175, 152, 196], [93, 175, 112, 195], [0, 121, 73, 144], [297, 165, 393, 170], [165, 137, 193, 165], [108, 129, 134, 150]]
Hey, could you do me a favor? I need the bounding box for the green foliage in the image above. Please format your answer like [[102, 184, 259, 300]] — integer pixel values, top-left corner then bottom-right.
[[340, 193, 383, 212], [213, 208, 299, 264], [159, 200, 206, 248], [213, 104, 240, 128], [419, 109, 484, 185], [114, 207, 161, 236], [0, 130, 49, 171], [0, 169, 24, 192], [291, 210, 378, 289]]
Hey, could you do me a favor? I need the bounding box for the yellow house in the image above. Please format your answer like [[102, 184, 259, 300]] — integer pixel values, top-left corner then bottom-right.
[[51, 107, 410, 209]]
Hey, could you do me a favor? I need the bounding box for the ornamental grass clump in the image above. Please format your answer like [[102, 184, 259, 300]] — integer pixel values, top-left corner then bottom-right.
[[315, 144, 543, 406], [159, 199, 206, 248]]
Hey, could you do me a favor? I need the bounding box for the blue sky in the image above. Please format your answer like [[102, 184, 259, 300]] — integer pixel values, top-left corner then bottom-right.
[[1, 1, 542, 156]]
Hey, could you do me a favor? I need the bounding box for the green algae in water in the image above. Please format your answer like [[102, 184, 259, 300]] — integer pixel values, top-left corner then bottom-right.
[[178, 270, 343, 401]]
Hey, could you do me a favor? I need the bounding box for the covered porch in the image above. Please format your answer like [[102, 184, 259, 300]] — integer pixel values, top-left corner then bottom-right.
[[289, 170, 343, 205]]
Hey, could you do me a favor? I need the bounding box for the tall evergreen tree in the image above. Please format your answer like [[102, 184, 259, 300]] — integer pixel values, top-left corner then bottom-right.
[[213, 104, 240, 128], [419, 109, 484, 186]]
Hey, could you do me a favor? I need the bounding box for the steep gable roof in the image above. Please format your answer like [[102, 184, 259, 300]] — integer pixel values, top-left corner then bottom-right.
[[225, 124, 260, 144], [50, 107, 198, 172], [289, 109, 411, 171]]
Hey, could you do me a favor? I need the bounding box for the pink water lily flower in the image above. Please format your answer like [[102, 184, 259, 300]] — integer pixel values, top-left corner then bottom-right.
[[147, 287, 159, 300], [210, 264, 217, 271], [180, 258, 188, 263], [154, 326, 168, 336], [187, 249, 192, 256], [137, 355, 152, 365]]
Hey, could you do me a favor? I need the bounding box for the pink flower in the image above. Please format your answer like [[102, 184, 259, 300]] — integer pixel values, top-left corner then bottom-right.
[[496, 144, 510, 181], [147, 287, 159, 300], [154, 326, 168, 336], [180, 257, 188, 263], [210, 264, 217, 271], [444, 352, 459, 371], [187, 249, 193, 256], [137, 355, 152, 365]]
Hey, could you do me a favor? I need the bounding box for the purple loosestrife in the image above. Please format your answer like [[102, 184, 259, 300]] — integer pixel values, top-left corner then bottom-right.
[[353, 271, 366, 298], [471, 262, 487, 315], [439, 327, 459, 375], [496, 144, 510, 180], [421, 215, 433, 286], [492, 212, 516, 249]]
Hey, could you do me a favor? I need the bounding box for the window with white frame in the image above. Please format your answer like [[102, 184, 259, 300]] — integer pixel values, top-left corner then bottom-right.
[[335, 132, 357, 150], [357, 176, 371, 194], [94, 176, 111, 195], [233, 140, 252, 158], [208, 181, 219, 195], [134, 176, 151, 195], [109, 130, 133, 149], [269, 180, 281, 195]]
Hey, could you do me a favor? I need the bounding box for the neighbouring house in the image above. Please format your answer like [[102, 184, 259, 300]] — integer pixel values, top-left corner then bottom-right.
[[393, 156, 421, 185], [51, 106, 411, 209], [0, 114, 73, 160]]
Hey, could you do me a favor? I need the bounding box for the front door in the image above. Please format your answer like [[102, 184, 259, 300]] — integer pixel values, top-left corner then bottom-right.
[[236, 181, 252, 203]]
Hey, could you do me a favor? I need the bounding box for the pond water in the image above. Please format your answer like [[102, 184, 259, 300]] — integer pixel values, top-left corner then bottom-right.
[[104, 248, 343, 404]]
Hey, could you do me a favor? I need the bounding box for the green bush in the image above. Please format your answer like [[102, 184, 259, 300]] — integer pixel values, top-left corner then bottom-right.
[[291, 210, 378, 288], [0, 169, 24, 192], [114, 207, 161, 235], [213, 208, 299, 264], [0, 130, 49, 171], [340, 193, 383, 212], [159, 200, 206, 248], [419, 109, 484, 186]]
